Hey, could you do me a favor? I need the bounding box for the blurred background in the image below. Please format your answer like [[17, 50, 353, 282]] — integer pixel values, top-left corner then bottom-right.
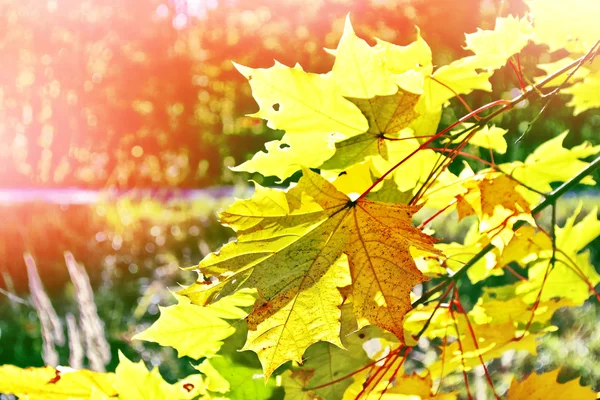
[[0, 0, 599, 392]]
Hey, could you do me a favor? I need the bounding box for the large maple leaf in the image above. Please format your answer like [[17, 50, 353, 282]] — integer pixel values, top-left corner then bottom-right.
[[181, 169, 438, 376]]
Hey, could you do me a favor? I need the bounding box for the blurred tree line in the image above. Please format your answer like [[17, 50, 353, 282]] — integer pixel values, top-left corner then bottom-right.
[[8, 0, 592, 190]]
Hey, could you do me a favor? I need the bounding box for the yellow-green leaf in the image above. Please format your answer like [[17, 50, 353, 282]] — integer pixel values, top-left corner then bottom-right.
[[517, 205, 600, 305], [0, 366, 116, 400], [428, 322, 543, 379], [527, 0, 600, 53], [449, 123, 509, 154], [563, 70, 600, 116], [331, 16, 399, 99], [234, 61, 367, 136], [321, 89, 420, 170], [499, 131, 600, 204], [534, 57, 590, 88], [133, 289, 257, 359], [464, 15, 533, 70], [114, 352, 206, 400], [424, 56, 492, 111], [232, 133, 335, 182], [507, 369, 597, 400]]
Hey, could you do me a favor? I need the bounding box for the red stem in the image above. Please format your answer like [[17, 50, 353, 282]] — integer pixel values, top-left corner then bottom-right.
[[514, 260, 552, 341], [449, 289, 473, 400], [306, 346, 402, 391], [508, 59, 526, 92], [356, 350, 401, 399], [417, 200, 456, 230], [430, 76, 480, 119], [428, 148, 494, 166], [505, 264, 528, 282], [454, 289, 501, 400], [377, 348, 412, 399]]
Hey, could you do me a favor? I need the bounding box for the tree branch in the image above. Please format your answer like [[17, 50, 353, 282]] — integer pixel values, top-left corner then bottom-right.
[[413, 154, 600, 308]]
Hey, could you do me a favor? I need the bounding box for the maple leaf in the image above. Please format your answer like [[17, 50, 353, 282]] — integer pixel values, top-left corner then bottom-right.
[[448, 123, 509, 154], [479, 174, 530, 217], [330, 16, 400, 99], [517, 205, 600, 305], [182, 169, 438, 376], [321, 90, 421, 171], [342, 346, 457, 400], [323, 161, 374, 197], [114, 352, 206, 400], [534, 57, 590, 88], [464, 15, 533, 70], [498, 225, 552, 266], [563, 70, 600, 116], [383, 373, 457, 400], [370, 132, 441, 192], [233, 17, 425, 182], [133, 288, 257, 359], [500, 132, 600, 204], [233, 61, 367, 136], [422, 56, 493, 112], [507, 369, 597, 400], [232, 132, 337, 182], [428, 321, 544, 379], [196, 327, 282, 400], [282, 303, 398, 400], [0, 366, 116, 400], [470, 295, 573, 328], [527, 0, 600, 53]]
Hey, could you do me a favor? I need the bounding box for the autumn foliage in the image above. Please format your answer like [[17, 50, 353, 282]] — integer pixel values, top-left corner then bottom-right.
[[1, 1, 600, 399]]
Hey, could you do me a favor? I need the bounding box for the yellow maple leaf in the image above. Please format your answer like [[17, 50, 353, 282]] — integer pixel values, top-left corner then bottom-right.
[[233, 17, 425, 182], [0, 366, 116, 400], [534, 57, 590, 88], [507, 369, 597, 400], [498, 225, 552, 266], [563, 70, 600, 116], [233, 61, 367, 136], [479, 174, 530, 217], [423, 56, 493, 112], [464, 15, 533, 70], [448, 123, 509, 154], [527, 0, 600, 53], [114, 352, 206, 400], [428, 321, 543, 379], [498, 131, 600, 204], [331, 16, 400, 99], [517, 205, 600, 305], [183, 169, 438, 376], [134, 288, 257, 359]]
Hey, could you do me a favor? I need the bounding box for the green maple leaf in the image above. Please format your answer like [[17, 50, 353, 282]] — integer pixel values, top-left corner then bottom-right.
[[182, 169, 438, 376], [321, 90, 420, 170]]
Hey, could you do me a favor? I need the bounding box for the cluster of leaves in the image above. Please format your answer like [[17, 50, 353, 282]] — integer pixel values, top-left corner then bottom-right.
[[2, 0, 600, 399]]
